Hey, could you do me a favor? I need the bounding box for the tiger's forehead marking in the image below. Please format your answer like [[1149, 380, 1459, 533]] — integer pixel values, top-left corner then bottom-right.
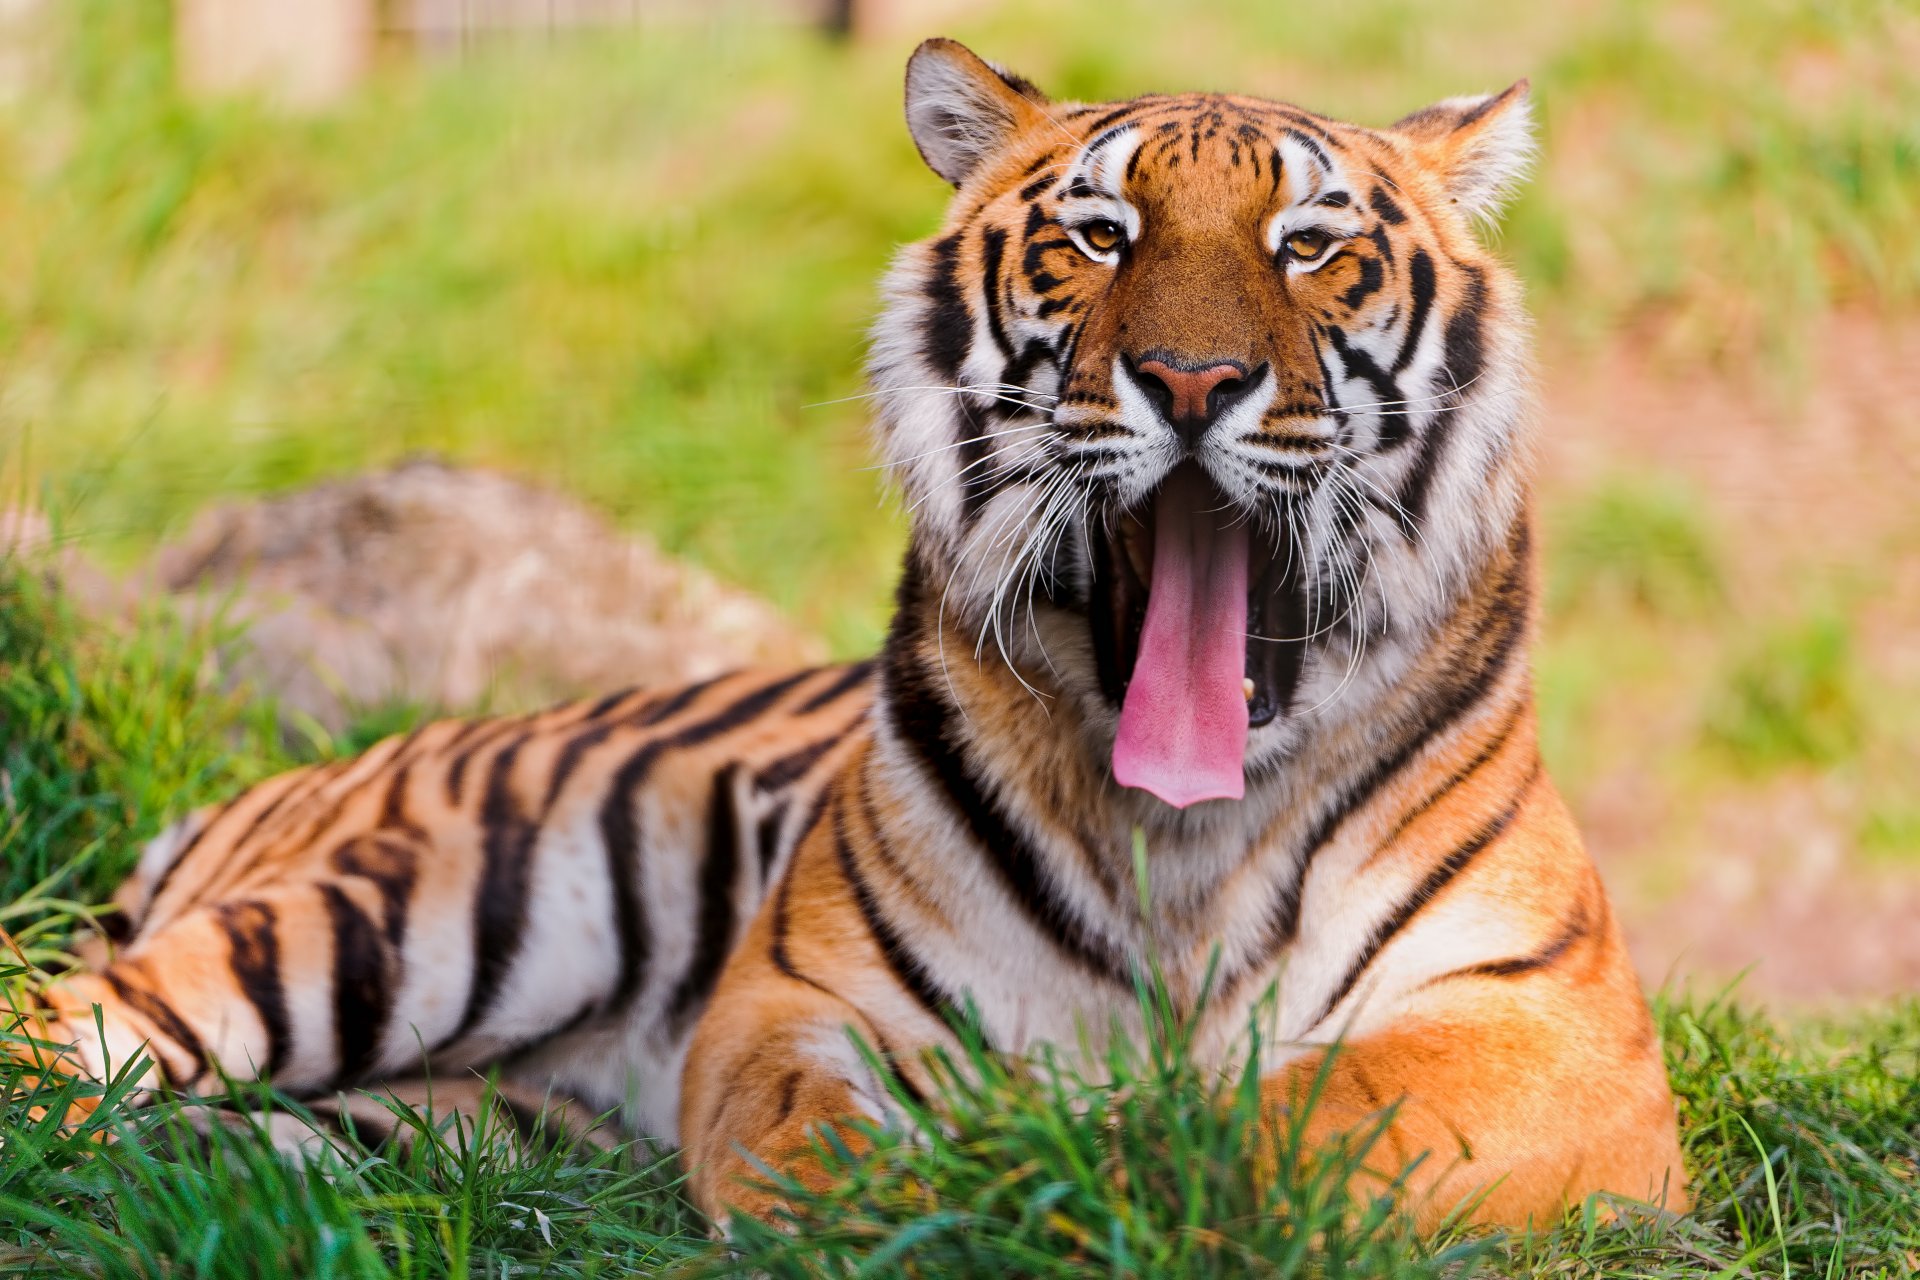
[[1051, 95, 1365, 224]]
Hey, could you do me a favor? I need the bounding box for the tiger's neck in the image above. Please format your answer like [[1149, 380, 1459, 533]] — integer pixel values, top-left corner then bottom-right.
[[872, 513, 1538, 956]]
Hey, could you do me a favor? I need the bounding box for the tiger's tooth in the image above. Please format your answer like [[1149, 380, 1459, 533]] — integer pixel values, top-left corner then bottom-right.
[[1242, 677, 1255, 702]]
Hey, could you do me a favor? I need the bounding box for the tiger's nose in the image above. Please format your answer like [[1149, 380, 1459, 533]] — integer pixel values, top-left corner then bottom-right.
[[1125, 356, 1262, 446]]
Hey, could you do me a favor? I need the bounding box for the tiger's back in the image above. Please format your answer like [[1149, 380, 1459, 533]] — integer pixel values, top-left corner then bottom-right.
[[42, 665, 873, 1140]]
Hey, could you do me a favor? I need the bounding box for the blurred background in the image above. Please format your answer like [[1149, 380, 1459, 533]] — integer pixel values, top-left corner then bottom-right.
[[1, 0, 1916, 1002]]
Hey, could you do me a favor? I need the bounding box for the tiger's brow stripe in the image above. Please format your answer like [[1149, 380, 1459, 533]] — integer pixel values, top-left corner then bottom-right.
[[1368, 186, 1408, 225], [1308, 760, 1542, 1034], [320, 881, 390, 1083]]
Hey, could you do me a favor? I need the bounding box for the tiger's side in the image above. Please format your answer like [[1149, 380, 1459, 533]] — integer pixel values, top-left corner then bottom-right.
[[21, 666, 873, 1143], [11, 39, 1689, 1234]]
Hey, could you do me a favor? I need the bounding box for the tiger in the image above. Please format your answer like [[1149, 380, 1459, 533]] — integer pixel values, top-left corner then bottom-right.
[[10, 38, 1687, 1231]]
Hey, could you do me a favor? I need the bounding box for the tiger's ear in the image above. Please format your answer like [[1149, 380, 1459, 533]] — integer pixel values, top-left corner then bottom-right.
[[905, 38, 1050, 187], [1388, 81, 1535, 223]]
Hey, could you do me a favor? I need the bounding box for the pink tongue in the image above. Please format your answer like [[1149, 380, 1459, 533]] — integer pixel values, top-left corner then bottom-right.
[[1112, 468, 1250, 808]]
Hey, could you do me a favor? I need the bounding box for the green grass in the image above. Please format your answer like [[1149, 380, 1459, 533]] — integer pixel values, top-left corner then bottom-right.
[[2, 555, 1917, 1276], [1547, 474, 1724, 622], [6, 0, 1918, 649], [1704, 611, 1865, 776]]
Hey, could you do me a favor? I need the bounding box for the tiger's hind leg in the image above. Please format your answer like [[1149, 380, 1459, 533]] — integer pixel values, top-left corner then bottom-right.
[[18, 824, 621, 1120]]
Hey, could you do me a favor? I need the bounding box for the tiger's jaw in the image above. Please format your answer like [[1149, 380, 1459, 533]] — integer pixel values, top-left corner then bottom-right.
[[1089, 462, 1308, 808]]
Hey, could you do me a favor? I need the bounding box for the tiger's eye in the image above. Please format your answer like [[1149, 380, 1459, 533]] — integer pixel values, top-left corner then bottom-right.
[[1285, 229, 1332, 261], [1081, 219, 1126, 254]]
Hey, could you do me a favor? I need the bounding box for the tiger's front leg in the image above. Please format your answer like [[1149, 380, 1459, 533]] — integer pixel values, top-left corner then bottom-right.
[[1256, 984, 1689, 1230], [678, 807, 931, 1224]]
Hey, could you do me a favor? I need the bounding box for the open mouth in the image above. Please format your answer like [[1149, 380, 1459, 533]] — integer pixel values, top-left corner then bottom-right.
[[1088, 462, 1306, 808]]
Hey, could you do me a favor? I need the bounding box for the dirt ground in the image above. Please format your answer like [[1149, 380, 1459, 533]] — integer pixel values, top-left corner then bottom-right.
[[1538, 315, 1920, 1004]]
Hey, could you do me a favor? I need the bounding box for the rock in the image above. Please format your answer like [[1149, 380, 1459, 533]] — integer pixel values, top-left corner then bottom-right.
[[146, 458, 823, 731]]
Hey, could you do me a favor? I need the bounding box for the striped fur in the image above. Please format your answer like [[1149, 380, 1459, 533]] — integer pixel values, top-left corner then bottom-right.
[[16, 41, 1685, 1232]]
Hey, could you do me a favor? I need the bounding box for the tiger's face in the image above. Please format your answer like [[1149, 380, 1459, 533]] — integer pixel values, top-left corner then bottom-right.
[[872, 40, 1536, 810]]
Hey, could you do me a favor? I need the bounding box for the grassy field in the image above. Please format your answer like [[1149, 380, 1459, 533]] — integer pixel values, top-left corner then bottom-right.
[[6, 0, 1917, 648], [3, 0, 1919, 1274]]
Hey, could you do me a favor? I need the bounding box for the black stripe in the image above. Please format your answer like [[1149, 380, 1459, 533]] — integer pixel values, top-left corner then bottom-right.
[[446, 736, 541, 1046], [139, 791, 254, 925], [1439, 265, 1489, 392], [330, 834, 419, 949], [1324, 326, 1402, 408], [1282, 127, 1332, 172], [1397, 264, 1489, 537], [320, 882, 389, 1084], [831, 802, 957, 1031], [445, 716, 525, 808], [881, 559, 1128, 985], [768, 852, 835, 1002], [1308, 764, 1539, 1033], [224, 760, 342, 854], [794, 661, 875, 714], [102, 969, 207, 1084], [218, 900, 290, 1076], [1376, 699, 1524, 851], [1393, 249, 1436, 375], [583, 686, 642, 720], [753, 719, 862, 793], [1368, 186, 1407, 225], [1438, 898, 1593, 983], [979, 227, 1013, 361], [1079, 103, 1142, 136], [773, 1070, 803, 1125], [923, 231, 971, 382], [755, 804, 788, 881], [1243, 523, 1533, 969], [541, 671, 738, 811], [376, 757, 425, 840], [1338, 253, 1385, 310], [596, 669, 818, 1012], [871, 1030, 933, 1111], [664, 766, 745, 1035]]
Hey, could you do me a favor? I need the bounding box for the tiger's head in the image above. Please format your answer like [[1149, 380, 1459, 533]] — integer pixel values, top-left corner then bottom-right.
[[872, 39, 1536, 811]]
